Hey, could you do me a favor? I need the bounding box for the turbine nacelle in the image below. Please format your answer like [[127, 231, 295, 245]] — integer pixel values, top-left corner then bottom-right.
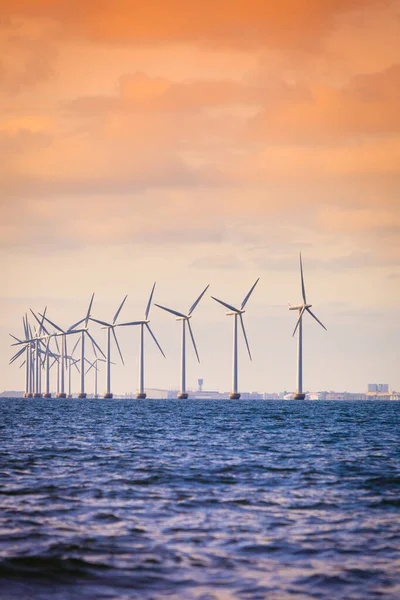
[[289, 303, 312, 311]]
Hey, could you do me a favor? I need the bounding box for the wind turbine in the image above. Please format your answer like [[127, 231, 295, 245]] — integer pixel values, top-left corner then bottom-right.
[[90, 295, 128, 398], [10, 312, 49, 398], [37, 312, 86, 398], [155, 285, 209, 399], [289, 253, 327, 399], [117, 283, 165, 399], [31, 307, 48, 398], [68, 294, 105, 398], [9, 315, 32, 397], [212, 279, 259, 399], [85, 357, 108, 399], [30, 310, 67, 398]]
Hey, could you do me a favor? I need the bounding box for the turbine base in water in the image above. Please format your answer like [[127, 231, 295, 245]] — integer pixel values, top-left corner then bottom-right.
[[229, 393, 241, 400], [136, 392, 147, 399], [104, 393, 113, 399], [43, 393, 52, 398], [26, 393, 33, 398], [178, 393, 189, 399], [57, 393, 67, 399], [33, 393, 42, 398], [294, 393, 306, 400], [78, 393, 87, 399]]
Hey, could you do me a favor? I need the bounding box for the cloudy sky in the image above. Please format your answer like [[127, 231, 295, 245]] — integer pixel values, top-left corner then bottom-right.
[[1, 0, 399, 395]]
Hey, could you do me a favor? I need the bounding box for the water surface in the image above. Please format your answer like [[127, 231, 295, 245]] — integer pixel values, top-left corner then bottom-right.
[[0, 399, 399, 599]]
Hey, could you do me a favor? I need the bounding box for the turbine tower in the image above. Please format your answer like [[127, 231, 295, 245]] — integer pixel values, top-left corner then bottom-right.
[[155, 285, 209, 399], [90, 295, 128, 399], [289, 253, 327, 399], [117, 283, 165, 399], [212, 279, 259, 399]]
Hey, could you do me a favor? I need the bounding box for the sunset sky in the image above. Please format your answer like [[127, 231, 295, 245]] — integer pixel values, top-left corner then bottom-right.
[[1, 0, 399, 394]]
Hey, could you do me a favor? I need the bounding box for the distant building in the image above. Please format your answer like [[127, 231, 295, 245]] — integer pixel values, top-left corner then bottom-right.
[[368, 383, 389, 393]]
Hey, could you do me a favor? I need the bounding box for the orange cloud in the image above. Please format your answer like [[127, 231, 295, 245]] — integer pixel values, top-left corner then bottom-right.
[[1, 0, 384, 49], [247, 64, 400, 141]]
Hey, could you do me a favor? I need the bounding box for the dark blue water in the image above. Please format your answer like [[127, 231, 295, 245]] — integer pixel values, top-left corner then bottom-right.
[[0, 400, 399, 599]]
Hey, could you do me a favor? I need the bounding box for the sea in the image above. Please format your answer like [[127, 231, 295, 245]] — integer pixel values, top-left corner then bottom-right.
[[0, 399, 399, 600]]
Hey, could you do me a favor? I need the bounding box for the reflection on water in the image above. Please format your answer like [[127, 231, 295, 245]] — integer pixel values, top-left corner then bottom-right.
[[0, 399, 399, 599]]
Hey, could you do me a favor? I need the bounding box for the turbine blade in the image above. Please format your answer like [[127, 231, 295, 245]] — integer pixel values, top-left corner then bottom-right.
[[19, 360, 26, 369], [292, 307, 306, 337], [30, 308, 50, 336], [211, 296, 240, 313], [91, 337, 98, 358], [117, 321, 144, 327], [9, 333, 22, 343], [68, 318, 85, 332], [188, 284, 210, 316], [90, 317, 112, 327], [86, 331, 106, 359], [49, 357, 57, 369], [9, 346, 26, 364], [154, 303, 187, 319], [112, 328, 124, 365], [85, 293, 95, 326], [145, 282, 156, 320], [241, 278, 259, 310], [85, 363, 95, 375], [39, 313, 64, 334], [239, 314, 252, 361], [39, 306, 48, 335], [187, 320, 200, 363], [300, 253, 307, 304], [44, 336, 51, 361], [64, 328, 85, 336], [145, 323, 166, 358], [54, 335, 60, 354], [306, 307, 327, 331], [113, 295, 128, 324], [23, 315, 29, 339], [71, 336, 81, 356]]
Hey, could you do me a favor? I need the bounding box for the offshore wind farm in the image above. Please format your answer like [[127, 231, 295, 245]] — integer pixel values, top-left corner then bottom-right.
[[9, 255, 326, 401], [1, 3, 399, 599]]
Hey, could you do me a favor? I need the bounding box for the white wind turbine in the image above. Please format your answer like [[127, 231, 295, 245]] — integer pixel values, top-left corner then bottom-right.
[[155, 285, 209, 399], [68, 294, 105, 398], [89, 295, 128, 398], [10, 312, 49, 398], [289, 253, 327, 399], [117, 283, 165, 399], [37, 312, 86, 398], [85, 357, 108, 399], [212, 279, 259, 399], [9, 315, 32, 398]]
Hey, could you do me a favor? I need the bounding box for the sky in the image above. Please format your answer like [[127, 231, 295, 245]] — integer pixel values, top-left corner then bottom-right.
[[1, 0, 399, 395]]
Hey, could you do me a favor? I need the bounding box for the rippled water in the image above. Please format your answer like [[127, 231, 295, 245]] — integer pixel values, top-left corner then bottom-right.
[[0, 399, 399, 599]]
